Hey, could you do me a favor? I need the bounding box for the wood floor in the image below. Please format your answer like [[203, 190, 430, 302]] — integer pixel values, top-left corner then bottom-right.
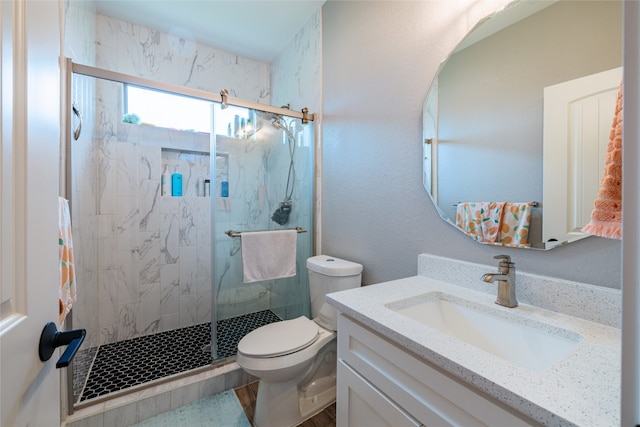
[[235, 381, 337, 427]]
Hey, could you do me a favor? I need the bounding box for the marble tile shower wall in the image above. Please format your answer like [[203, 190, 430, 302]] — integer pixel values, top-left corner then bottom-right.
[[95, 13, 270, 102], [63, 0, 97, 67], [72, 14, 273, 348], [270, 10, 322, 258], [73, 121, 213, 347], [271, 10, 322, 114]]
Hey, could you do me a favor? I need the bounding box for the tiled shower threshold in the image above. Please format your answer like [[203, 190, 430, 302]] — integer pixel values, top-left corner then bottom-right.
[[74, 310, 281, 405], [65, 360, 255, 427]]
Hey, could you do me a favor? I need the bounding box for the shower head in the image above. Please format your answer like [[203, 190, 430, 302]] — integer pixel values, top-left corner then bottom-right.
[[271, 118, 284, 129], [255, 110, 279, 122], [271, 118, 295, 140], [255, 105, 290, 124], [255, 111, 291, 137]]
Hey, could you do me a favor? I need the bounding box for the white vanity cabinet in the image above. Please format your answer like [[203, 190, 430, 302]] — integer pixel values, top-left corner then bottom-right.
[[336, 314, 540, 427]]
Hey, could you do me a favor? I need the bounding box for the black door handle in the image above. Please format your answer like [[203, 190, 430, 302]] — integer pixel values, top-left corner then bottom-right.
[[38, 322, 86, 368]]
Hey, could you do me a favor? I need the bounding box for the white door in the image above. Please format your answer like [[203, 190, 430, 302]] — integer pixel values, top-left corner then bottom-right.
[[542, 67, 622, 245], [1, 1, 62, 426]]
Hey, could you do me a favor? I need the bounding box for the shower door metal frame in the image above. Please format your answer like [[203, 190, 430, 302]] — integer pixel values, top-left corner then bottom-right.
[[63, 58, 315, 414], [70, 62, 314, 122]]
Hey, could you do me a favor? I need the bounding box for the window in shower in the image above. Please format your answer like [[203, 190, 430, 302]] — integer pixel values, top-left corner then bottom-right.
[[123, 85, 212, 133], [123, 85, 252, 137]]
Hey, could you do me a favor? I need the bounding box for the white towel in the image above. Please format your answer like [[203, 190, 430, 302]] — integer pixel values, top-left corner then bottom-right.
[[241, 230, 297, 283]]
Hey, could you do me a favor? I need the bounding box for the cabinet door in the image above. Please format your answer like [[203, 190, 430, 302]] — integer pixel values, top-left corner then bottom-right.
[[338, 315, 538, 427], [337, 360, 422, 427]]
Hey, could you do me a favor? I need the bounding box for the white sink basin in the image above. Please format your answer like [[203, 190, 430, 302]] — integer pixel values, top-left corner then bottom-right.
[[385, 292, 581, 371]]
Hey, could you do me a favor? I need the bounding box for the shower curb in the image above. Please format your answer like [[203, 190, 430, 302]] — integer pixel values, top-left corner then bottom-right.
[[63, 361, 256, 427]]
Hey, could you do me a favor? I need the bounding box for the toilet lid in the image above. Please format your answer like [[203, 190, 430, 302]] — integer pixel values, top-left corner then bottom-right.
[[237, 316, 319, 358]]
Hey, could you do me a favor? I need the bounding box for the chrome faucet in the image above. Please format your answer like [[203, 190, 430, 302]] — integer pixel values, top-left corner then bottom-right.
[[481, 255, 517, 308]]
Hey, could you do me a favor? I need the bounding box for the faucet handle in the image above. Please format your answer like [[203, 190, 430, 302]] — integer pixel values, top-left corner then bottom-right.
[[494, 254, 513, 265]]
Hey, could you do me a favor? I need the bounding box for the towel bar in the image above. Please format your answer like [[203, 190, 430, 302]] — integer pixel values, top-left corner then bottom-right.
[[225, 227, 306, 238], [453, 201, 540, 208]]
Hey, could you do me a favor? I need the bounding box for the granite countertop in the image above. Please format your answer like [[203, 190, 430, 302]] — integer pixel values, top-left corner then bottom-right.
[[326, 275, 620, 427]]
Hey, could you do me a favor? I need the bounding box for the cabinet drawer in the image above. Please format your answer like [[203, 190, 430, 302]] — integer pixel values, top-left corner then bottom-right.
[[337, 360, 422, 427], [338, 314, 537, 427]]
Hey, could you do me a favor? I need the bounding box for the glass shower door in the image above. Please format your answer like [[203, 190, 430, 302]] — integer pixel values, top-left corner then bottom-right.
[[212, 104, 314, 359], [69, 71, 218, 405]]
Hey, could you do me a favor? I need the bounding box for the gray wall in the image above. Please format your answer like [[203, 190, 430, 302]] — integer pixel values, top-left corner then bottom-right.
[[321, 0, 621, 289]]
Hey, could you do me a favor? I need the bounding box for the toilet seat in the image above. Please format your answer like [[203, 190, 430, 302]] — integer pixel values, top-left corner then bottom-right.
[[238, 316, 319, 358]]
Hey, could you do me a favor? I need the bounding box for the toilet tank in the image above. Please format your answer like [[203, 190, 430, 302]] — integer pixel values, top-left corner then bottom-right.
[[307, 255, 363, 331]]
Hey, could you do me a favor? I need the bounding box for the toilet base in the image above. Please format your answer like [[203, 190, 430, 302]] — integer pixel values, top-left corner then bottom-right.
[[253, 341, 337, 427], [253, 379, 336, 427], [299, 373, 336, 418]]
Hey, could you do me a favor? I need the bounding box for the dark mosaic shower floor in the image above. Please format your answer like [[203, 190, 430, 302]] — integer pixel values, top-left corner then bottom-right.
[[75, 310, 281, 403]]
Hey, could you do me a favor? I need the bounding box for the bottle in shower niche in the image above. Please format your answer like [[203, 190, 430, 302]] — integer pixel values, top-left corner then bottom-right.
[[161, 165, 169, 196], [221, 179, 229, 198], [197, 177, 204, 197], [171, 165, 182, 197]]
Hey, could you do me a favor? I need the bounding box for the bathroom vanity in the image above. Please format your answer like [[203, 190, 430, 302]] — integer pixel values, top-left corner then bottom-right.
[[327, 254, 621, 427]]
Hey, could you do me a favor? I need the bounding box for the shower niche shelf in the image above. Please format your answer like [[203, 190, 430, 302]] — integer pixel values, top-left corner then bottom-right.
[[161, 148, 210, 198]]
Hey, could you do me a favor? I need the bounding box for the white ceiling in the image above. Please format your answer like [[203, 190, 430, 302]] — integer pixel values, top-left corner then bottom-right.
[[94, 1, 325, 63]]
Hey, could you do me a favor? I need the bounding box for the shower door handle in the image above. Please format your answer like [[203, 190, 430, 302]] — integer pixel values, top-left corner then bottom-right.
[[72, 104, 82, 141], [38, 322, 86, 368]]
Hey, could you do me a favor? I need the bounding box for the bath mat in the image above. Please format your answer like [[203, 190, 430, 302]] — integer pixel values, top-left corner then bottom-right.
[[131, 390, 251, 426]]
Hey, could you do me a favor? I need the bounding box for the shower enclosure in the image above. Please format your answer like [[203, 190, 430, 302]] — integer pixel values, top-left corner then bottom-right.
[[66, 61, 314, 408]]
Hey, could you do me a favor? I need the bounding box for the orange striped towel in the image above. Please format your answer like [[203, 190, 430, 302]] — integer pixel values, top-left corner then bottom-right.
[[582, 82, 622, 239]]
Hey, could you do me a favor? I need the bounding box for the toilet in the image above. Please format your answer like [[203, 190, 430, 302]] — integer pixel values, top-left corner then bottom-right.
[[236, 255, 363, 427]]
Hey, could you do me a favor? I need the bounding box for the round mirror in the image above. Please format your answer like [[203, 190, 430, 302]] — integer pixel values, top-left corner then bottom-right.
[[423, 0, 622, 250]]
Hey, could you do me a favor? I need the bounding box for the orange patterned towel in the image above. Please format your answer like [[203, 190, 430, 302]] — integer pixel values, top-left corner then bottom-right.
[[455, 202, 505, 243], [498, 202, 532, 247], [582, 82, 623, 239], [456, 201, 532, 247], [59, 197, 77, 325]]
